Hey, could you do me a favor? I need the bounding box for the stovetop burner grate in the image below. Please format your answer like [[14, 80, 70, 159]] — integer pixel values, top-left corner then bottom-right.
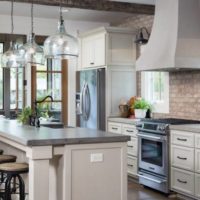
[[141, 118, 200, 125]]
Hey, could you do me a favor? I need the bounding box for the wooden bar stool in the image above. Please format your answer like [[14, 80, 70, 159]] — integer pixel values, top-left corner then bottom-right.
[[0, 155, 17, 185], [0, 163, 28, 200]]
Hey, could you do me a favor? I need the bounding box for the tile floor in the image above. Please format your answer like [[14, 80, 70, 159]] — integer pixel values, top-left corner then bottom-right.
[[128, 180, 180, 200]]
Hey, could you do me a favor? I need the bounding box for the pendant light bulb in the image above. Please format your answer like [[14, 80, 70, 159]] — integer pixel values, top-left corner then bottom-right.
[[19, 2, 44, 65], [2, 0, 25, 68], [44, 6, 78, 59]]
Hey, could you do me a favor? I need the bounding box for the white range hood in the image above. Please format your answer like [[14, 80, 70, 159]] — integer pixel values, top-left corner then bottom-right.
[[136, 0, 200, 71]]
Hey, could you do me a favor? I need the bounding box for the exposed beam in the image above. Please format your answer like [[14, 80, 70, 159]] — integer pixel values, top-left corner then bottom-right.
[[1, 0, 155, 15]]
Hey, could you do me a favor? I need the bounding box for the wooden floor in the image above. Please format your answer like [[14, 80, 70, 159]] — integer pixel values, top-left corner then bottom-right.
[[128, 181, 180, 200]]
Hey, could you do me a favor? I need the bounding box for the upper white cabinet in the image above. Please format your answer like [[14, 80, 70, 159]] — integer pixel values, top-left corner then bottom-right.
[[79, 27, 136, 69], [81, 33, 106, 68]]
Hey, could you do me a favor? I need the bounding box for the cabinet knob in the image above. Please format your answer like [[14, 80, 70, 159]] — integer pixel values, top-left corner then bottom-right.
[[90, 62, 94, 65]]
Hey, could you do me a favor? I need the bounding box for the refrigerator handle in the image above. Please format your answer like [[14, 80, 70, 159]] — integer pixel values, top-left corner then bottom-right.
[[84, 83, 91, 120], [80, 83, 86, 116]]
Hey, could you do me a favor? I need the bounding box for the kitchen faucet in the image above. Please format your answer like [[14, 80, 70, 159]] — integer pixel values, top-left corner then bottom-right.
[[32, 95, 54, 127]]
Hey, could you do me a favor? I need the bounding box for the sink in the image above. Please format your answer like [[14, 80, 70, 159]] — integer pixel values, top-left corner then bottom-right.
[[41, 123, 64, 129], [40, 123, 74, 129]]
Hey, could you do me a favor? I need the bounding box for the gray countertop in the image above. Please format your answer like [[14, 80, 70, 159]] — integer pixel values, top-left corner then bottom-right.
[[108, 117, 140, 125], [170, 124, 200, 133], [0, 119, 130, 146]]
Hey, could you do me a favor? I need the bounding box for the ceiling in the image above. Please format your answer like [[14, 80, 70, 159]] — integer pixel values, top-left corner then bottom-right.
[[109, 0, 155, 5], [0, 2, 139, 23]]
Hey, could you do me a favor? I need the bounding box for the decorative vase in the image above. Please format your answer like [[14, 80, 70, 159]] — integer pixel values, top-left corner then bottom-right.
[[119, 104, 129, 118], [134, 109, 147, 119]]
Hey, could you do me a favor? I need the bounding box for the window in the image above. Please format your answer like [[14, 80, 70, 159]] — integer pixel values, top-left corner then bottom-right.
[[32, 58, 68, 122], [141, 72, 169, 113], [0, 43, 3, 109], [10, 68, 24, 110]]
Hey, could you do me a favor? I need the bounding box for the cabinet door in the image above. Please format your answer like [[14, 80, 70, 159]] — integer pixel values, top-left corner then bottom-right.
[[171, 145, 194, 171], [127, 137, 138, 157], [122, 124, 137, 137], [81, 37, 94, 68], [94, 33, 106, 67], [195, 173, 200, 198], [171, 167, 194, 196], [108, 122, 122, 134], [171, 130, 194, 148], [195, 149, 200, 173], [127, 156, 138, 176], [107, 33, 136, 66]]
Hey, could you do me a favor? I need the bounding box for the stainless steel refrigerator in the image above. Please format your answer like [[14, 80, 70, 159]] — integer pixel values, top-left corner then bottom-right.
[[76, 68, 105, 131]]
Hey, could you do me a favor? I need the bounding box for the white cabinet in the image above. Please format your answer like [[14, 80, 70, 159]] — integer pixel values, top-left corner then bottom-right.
[[171, 145, 194, 171], [171, 167, 194, 196], [81, 33, 106, 68], [195, 173, 200, 198], [108, 122, 122, 134], [170, 130, 200, 199], [108, 119, 138, 177], [171, 130, 194, 148], [79, 27, 136, 69]]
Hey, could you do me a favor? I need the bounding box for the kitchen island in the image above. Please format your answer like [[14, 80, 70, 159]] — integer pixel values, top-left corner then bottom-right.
[[0, 119, 129, 200]]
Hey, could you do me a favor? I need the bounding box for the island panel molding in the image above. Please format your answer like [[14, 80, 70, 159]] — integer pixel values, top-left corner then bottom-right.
[[1, 0, 155, 15]]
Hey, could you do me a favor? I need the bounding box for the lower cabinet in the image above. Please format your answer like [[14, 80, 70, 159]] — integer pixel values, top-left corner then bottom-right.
[[108, 120, 138, 177], [171, 167, 194, 196], [195, 173, 200, 198], [171, 130, 200, 199], [127, 156, 138, 176]]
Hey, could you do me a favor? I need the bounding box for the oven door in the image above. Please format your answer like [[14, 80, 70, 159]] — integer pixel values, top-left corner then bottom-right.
[[137, 132, 168, 176]]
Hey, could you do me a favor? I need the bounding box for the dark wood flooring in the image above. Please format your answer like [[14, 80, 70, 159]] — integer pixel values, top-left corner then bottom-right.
[[128, 181, 180, 200]]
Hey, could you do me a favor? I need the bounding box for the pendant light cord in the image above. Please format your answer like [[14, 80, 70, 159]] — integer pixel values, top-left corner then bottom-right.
[[11, 0, 14, 36], [60, 0, 63, 22], [31, 0, 34, 34]]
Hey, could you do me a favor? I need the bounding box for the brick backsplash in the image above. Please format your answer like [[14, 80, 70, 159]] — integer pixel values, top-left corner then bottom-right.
[[114, 14, 200, 120]]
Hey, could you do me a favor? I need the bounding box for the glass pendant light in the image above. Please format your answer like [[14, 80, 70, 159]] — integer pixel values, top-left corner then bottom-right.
[[44, 1, 78, 59], [19, 1, 44, 65], [2, 0, 25, 68]]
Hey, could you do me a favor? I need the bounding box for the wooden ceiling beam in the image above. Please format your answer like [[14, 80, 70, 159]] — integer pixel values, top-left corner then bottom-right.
[[1, 0, 155, 15]]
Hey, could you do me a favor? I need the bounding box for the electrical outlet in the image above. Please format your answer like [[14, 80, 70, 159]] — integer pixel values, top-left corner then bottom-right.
[[90, 153, 104, 163]]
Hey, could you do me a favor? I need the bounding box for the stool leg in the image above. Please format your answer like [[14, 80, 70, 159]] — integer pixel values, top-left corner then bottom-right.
[[16, 175, 25, 200], [4, 175, 12, 200]]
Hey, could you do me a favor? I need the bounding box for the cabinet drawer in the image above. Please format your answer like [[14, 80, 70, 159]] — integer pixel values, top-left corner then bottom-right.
[[195, 149, 200, 173], [195, 173, 200, 198], [127, 156, 137, 176], [127, 137, 138, 157], [171, 145, 194, 171], [171, 130, 194, 147], [195, 134, 200, 149], [108, 122, 122, 134], [122, 124, 137, 137], [171, 167, 194, 196]]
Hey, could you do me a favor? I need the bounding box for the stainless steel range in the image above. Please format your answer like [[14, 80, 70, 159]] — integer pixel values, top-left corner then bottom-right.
[[136, 118, 200, 194]]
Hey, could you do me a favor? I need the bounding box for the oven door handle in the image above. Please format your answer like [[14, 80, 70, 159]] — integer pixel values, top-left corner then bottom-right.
[[138, 173, 166, 184], [137, 133, 164, 141]]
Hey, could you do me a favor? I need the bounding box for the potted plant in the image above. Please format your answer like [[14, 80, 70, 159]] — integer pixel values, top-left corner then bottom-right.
[[133, 99, 151, 118], [17, 107, 33, 125]]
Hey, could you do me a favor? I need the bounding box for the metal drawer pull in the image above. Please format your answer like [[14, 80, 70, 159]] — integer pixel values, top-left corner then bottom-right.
[[177, 156, 187, 160], [126, 130, 133, 133], [128, 164, 134, 167], [137, 134, 162, 140], [177, 138, 187, 142], [112, 127, 118, 130], [128, 145, 134, 148], [138, 174, 166, 184], [177, 179, 187, 184], [90, 62, 94, 65]]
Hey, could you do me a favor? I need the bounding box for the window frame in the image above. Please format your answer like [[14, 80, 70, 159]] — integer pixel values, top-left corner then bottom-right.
[[141, 71, 169, 114]]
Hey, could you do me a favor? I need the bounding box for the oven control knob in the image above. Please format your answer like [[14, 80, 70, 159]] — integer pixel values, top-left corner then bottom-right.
[[158, 125, 165, 131]]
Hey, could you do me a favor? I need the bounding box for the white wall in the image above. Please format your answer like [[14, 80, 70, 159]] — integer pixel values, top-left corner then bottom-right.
[[0, 14, 109, 126]]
